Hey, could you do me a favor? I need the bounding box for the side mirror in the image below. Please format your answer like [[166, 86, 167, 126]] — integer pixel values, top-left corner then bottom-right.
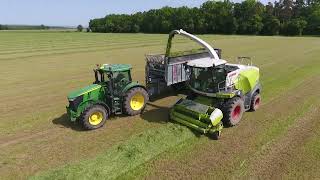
[[93, 69, 99, 83]]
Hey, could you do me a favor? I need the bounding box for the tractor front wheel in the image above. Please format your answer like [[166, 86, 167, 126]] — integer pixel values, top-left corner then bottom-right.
[[123, 87, 149, 116], [80, 104, 108, 130], [221, 97, 245, 127]]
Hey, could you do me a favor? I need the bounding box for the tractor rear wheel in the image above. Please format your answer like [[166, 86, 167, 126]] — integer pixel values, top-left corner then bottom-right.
[[221, 97, 245, 127], [80, 104, 108, 130], [250, 92, 261, 111], [123, 87, 149, 116]]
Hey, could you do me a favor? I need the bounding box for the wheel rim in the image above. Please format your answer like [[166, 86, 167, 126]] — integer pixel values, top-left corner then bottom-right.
[[88, 111, 103, 126], [232, 105, 241, 120], [254, 97, 261, 109], [130, 93, 145, 111]]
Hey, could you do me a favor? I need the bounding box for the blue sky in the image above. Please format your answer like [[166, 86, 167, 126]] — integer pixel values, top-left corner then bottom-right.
[[0, 0, 267, 27]]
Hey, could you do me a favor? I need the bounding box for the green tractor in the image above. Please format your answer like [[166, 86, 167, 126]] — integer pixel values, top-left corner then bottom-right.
[[66, 64, 148, 130]]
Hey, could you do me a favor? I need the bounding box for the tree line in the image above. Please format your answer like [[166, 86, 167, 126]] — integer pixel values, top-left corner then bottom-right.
[[89, 0, 320, 36], [0, 24, 49, 30]]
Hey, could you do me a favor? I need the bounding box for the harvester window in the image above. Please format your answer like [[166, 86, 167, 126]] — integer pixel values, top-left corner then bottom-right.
[[190, 67, 212, 91], [190, 67, 227, 93]]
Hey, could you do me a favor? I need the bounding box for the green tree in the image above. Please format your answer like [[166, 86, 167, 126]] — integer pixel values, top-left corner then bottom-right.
[[40, 24, 48, 30], [286, 18, 307, 35], [172, 6, 195, 33], [191, 7, 206, 33], [201, 1, 238, 34], [305, 4, 320, 34], [87, 0, 320, 36], [234, 0, 265, 34], [77, 25, 83, 32], [293, 0, 306, 17], [278, 0, 294, 22], [262, 15, 281, 35], [89, 18, 106, 32], [159, 7, 174, 33]]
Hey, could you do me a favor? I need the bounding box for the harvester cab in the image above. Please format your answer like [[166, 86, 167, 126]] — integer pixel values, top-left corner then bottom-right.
[[66, 64, 148, 130]]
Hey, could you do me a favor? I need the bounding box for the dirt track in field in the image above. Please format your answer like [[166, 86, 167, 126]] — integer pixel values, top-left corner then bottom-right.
[[1, 32, 320, 179], [247, 106, 320, 179], [143, 76, 320, 179]]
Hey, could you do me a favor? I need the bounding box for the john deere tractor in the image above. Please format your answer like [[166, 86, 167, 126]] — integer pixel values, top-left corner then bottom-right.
[[66, 64, 148, 130]]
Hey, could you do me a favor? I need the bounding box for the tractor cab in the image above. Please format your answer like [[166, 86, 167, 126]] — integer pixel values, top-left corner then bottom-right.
[[94, 64, 132, 94]]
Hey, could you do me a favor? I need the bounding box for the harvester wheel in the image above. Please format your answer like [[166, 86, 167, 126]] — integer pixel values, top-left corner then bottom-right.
[[210, 131, 221, 140], [221, 97, 245, 127], [80, 104, 108, 130], [250, 92, 261, 111], [123, 87, 149, 116]]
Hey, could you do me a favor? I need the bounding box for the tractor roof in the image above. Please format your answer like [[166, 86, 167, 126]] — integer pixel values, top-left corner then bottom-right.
[[100, 64, 131, 72]]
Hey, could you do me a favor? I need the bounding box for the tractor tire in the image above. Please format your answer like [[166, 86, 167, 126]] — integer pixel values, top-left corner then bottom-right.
[[221, 97, 245, 127], [80, 104, 108, 130], [250, 92, 261, 111], [123, 87, 149, 116]]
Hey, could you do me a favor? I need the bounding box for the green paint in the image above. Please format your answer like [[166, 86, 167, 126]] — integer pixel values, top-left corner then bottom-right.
[[67, 84, 102, 100], [100, 64, 132, 72], [66, 64, 143, 122], [169, 99, 222, 135], [235, 68, 260, 94], [120, 81, 145, 95], [216, 92, 236, 98]]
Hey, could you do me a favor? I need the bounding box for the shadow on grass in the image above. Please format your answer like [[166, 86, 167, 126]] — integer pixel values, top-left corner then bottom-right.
[[52, 113, 84, 131], [149, 86, 190, 102], [141, 103, 170, 124]]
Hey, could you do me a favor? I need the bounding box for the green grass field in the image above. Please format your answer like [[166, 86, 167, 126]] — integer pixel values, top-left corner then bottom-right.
[[0, 31, 320, 179]]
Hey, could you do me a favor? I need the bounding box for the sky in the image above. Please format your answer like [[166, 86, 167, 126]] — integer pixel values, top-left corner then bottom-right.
[[0, 0, 267, 27]]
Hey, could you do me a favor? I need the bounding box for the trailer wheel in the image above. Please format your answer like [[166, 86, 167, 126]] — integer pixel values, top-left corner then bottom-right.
[[123, 87, 149, 116], [250, 92, 261, 111], [221, 97, 245, 127], [171, 82, 186, 91], [80, 104, 108, 130]]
